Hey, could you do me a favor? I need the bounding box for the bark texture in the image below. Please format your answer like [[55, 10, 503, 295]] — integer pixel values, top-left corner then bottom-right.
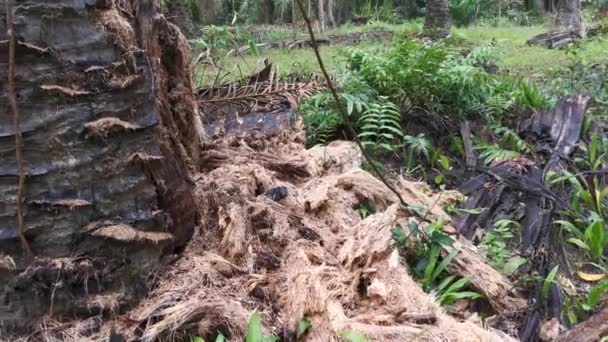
[[557, 0, 583, 35], [166, 0, 196, 37], [424, 0, 451, 38], [0, 0, 203, 335]]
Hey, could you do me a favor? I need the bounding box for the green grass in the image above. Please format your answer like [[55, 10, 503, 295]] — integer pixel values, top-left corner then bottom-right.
[[194, 21, 608, 87], [455, 24, 608, 74], [193, 42, 387, 86]]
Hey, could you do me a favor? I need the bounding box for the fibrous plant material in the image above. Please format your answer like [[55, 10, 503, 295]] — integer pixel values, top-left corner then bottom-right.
[[124, 131, 520, 341], [0, 0, 203, 335], [198, 74, 325, 117]]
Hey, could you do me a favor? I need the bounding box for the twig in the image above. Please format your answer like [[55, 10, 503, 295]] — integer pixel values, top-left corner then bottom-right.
[[6, 0, 33, 259], [295, 0, 427, 221]]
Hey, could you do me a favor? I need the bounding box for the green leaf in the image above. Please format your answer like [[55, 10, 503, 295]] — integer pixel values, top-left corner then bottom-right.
[[423, 244, 441, 287], [431, 249, 459, 283], [542, 266, 560, 300], [246, 312, 264, 342], [586, 221, 606, 259], [191, 337, 205, 342], [502, 256, 527, 276], [438, 155, 450, 170], [297, 317, 312, 340], [556, 220, 584, 239], [262, 337, 279, 342], [215, 334, 226, 342], [434, 175, 444, 186], [436, 275, 457, 292], [430, 232, 455, 246], [567, 238, 590, 251], [452, 207, 487, 215], [443, 277, 470, 294], [338, 330, 368, 342], [441, 290, 482, 303], [586, 279, 608, 308]]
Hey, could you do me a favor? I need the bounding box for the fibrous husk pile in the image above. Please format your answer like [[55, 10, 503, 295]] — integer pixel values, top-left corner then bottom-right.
[[50, 112, 521, 341]]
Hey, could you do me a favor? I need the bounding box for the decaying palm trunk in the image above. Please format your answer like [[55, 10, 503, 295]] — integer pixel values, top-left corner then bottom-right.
[[424, 0, 451, 38], [0, 0, 203, 335]]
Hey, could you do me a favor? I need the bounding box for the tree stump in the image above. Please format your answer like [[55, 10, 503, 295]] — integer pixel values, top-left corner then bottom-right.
[[0, 0, 204, 335]]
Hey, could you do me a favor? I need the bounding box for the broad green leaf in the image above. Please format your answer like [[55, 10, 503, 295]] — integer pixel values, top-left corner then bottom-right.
[[297, 317, 312, 340], [434, 175, 444, 186], [339, 330, 368, 342], [452, 207, 487, 215], [430, 232, 455, 246], [567, 238, 590, 251], [436, 275, 457, 292], [246, 312, 264, 342], [586, 279, 608, 308], [542, 265, 560, 300], [438, 155, 450, 170], [556, 220, 584, 239], [586, 221, 605, 259], [440, 291, 482, 305], [431, 249, 459, 282], [502, 256, 527, 276], [191, 337, 205, 342], [423, 244, 441, 287], [443, 277, 470, 294], [215, 334, 226, 342]]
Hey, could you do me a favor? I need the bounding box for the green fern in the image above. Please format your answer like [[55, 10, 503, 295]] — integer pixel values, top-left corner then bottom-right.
[[475, 141, 521, 165], [490, 123, 531, 154], [403, 134, 432, 172], [358, 97, 403, 152]]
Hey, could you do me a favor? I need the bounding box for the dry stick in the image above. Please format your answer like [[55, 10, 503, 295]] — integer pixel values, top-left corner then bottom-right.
[[6, 0, 33, 259], [295, 0, 426, 221]]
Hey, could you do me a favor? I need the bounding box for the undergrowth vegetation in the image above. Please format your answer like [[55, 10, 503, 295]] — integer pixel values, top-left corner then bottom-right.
[[299, 35, 553, 172], [296, 23, 608, 327]]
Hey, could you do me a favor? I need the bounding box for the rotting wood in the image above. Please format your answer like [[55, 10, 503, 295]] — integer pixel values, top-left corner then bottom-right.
[[558, 307, 608, 342], [460, 121, 477, 170], [454, 95, 591, 340], [526, 30, 581, 48]]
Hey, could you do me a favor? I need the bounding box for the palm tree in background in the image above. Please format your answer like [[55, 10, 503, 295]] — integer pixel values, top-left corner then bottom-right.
[[424, 0, 451, 37]]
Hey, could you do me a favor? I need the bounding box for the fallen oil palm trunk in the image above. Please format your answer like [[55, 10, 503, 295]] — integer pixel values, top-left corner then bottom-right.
[[0, 0, 203, 335], [526, 31, 582, 49], [453, 96, 591, 341]]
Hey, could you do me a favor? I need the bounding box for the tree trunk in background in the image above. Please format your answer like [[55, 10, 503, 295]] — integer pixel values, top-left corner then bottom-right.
[[0, 0, 203, 335], [194, 0, 218, 25], [557, 0, 583, 35], [293, 0, 334, 32], [425, 0, 451, 37], [167, 0, 196, 37], [259, 0, 275, 24]]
